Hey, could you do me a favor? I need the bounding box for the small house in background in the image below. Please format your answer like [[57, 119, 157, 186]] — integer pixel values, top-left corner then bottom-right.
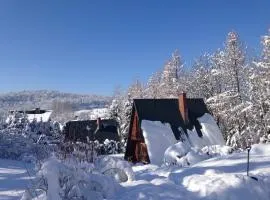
[[64, 118, 120, 143], [7, 108, 52, 123], [124, 93, 224, 164]]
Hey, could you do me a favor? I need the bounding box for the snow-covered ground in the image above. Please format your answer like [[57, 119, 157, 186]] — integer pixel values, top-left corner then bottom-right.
[[0, 159, 35, 200], [2, 144, 270, 199], [117, 144, 270, 200]]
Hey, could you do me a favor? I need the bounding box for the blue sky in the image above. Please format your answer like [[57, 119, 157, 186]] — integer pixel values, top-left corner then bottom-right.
[[0, 0, 269, 95]]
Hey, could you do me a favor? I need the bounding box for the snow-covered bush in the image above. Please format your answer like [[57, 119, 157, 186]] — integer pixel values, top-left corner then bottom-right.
[[164, 142, 233, 167], [24, 157, 120, 200], [25, 156, 128, 200]]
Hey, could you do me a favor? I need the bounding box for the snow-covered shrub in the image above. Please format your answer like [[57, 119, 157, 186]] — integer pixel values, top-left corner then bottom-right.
[[98, 139, 124, 155], [164, 142, 233, 167], [26, 156, 121, 200], [59, 141, 97, 163], [59, 139, 124, 164]]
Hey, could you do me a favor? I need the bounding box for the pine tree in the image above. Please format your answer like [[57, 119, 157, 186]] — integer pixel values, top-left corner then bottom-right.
[[160, 50, 183, 98], [188, 54, 213, 99], [207, 32, 249, 148], [145, 71, 162, 98], [127, 80, 145, 99], [248, 29, 270, 141], [223, 32, 246, 100]]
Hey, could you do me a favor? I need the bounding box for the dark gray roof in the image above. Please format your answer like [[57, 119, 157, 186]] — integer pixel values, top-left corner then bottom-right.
[[133, 98, 209, 140], [10, 108, 49, 114], [64, 119, 119, 143]]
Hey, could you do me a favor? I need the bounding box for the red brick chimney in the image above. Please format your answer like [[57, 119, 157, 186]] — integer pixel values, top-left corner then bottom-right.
[[179, 93, 189, 124]]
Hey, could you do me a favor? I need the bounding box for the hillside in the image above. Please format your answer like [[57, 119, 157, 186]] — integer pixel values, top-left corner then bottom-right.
[[0, 90, 111, 112], [0, 90, 112, 123]]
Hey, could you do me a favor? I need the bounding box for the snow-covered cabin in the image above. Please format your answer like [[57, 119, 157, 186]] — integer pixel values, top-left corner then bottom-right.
[[124, 93, 224, 164], [7, 108, 52, 123], [64, 118, 120, 143]]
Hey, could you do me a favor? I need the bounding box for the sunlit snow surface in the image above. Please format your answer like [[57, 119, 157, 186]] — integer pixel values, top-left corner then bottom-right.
[[118, 144, 270, 200], [0, 159, 34, 200], [3, 144, 270, 199]]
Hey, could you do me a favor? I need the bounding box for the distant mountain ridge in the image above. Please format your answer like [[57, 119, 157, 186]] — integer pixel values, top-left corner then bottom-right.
[[0, 90, 112, 113]]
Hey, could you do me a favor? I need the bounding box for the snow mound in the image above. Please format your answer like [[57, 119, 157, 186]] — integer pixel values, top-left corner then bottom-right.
[[168, 144, 270, 200], [164, 143, 232, 167], [141, 120, 177, 165], [250, 143, 270, 155], [201, 145, 233, 156], [164, 142, 191, 166], [183, 171, 270, 200], [95, 155, 135, 182], [164, 145, 208, 167]]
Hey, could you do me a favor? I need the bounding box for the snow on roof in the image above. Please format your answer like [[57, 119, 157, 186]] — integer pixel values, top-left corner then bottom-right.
[[141, 120, 177, 165], [141, 113, 224, 165], [74, 108, 109, 120], [27, 110, 52, 122], [186, 113, 225, 149]]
